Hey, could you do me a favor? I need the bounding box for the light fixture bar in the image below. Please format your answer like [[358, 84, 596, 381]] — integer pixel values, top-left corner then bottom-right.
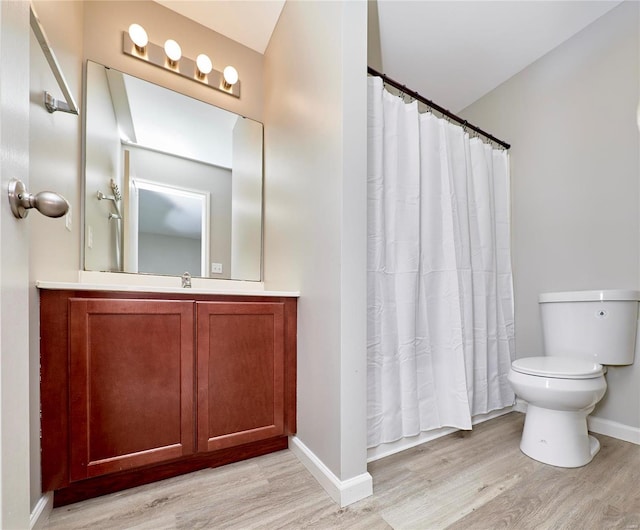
[[122, 33, 241, 98]]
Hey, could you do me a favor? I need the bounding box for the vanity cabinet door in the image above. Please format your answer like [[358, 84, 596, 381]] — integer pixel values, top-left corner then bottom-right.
[[197, 302, 285, 452], [68, 298, 195, 481]]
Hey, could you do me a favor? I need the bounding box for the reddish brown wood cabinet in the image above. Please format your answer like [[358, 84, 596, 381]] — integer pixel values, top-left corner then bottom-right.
[[68, 299, 195, 480], [40, 289, 297, 506], [197, 302, 285, 452]]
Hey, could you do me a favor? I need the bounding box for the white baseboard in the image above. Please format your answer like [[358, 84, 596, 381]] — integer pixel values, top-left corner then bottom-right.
[[367, 405, 515, 462], [289, 436, 373, 507], [30, 492, 53, 530], [587, 416, 640, 445]]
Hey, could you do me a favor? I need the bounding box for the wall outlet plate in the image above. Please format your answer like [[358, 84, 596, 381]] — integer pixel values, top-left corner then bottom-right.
[[211, 263, 223, 274]]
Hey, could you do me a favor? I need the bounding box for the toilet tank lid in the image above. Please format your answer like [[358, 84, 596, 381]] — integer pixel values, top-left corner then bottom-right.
[[539, 289, 640, 303]]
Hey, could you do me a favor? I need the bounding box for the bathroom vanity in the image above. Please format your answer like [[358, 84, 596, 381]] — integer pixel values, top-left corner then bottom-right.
[[38, 285, 297, 506]]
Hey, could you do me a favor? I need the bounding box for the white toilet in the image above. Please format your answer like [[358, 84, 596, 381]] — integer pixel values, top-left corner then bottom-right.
[[508, 289, 639, 468]]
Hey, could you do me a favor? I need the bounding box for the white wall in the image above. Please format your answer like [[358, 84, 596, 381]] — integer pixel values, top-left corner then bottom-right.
[[264, 0, 371, 504], [84, 61, 121, 273], [231, 118, 262, 281], [462, 2, 640, 429]]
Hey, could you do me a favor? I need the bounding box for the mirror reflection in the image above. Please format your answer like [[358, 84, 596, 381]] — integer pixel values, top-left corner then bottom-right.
[[84, 61, 263, 281]]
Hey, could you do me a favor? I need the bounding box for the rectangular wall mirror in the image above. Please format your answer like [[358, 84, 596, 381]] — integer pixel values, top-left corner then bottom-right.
[[83, 61, 263, 281]]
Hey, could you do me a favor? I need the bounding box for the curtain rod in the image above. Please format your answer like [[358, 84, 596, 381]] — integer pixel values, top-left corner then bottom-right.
[[367, 66, 510, 150]]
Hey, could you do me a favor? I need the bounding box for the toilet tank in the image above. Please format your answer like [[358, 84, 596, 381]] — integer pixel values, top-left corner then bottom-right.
[[539, 289, 640, 365]]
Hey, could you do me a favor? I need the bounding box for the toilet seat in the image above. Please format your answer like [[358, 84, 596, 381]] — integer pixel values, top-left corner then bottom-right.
[[512, 356, 604, 379]]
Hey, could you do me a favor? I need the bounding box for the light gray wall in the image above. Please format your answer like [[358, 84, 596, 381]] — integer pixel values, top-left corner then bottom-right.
[[138, 232, 201, 276], [231, 118, 262, 281], [264, 0, 368, 483], [84, 61, 121, 273], [462, 2, 640, 428], [127, 145, 232, 278], [367, 0, 382, 72]]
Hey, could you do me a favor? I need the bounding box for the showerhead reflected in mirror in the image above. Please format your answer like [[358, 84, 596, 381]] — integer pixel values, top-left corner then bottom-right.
[[83, 61, 262, 281]]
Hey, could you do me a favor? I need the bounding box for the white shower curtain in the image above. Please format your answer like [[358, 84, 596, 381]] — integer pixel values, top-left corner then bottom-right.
[[367, 77, 515, 448]]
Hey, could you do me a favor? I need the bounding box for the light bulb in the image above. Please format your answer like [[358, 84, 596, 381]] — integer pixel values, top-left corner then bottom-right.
[[196, 54, 213, 77], [223, 65, 238, 88], [128, 23, 148, 52], [164, 39, 182, 64]]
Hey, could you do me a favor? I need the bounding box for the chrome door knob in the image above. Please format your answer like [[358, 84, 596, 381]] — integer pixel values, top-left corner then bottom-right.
[[8, 178, 70, 219]]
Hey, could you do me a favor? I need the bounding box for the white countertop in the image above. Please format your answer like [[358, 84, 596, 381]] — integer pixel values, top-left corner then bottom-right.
[[36, 273, 300, 298]]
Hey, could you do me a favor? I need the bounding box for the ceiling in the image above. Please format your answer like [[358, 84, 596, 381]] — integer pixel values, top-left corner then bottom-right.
[[374, 1, 623, 112], [155, 0, 285, 54], [156, 0, 622, 113], [121, 72, 238, 168]]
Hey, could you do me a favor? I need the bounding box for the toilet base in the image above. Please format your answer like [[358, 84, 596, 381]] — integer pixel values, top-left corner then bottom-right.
[[520, 405, 600, 468]]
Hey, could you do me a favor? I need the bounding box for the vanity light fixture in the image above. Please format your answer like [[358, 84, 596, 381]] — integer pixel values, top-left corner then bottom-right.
[[122, 28, 240, 98], [196, 53, 213, 79], [222, 66, 238, 89], [128, 23, 148, 53], [164, 39, 182, 67]]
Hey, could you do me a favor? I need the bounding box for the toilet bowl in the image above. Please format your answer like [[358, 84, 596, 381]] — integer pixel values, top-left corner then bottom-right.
[[508, 356, 606, 467], [509, 290, 639, 468]]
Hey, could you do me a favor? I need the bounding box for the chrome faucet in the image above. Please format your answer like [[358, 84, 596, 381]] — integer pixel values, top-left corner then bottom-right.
[[181, 272, 192, 288]]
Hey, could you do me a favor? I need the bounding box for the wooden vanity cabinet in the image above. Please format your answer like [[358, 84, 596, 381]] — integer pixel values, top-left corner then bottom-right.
[[197, 302, 286, 452], [40, 289, 297, 506], [68, 299, 195, 481]]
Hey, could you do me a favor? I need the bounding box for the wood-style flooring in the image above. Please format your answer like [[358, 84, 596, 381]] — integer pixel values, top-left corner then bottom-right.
[[44, 413, 640, 529]]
